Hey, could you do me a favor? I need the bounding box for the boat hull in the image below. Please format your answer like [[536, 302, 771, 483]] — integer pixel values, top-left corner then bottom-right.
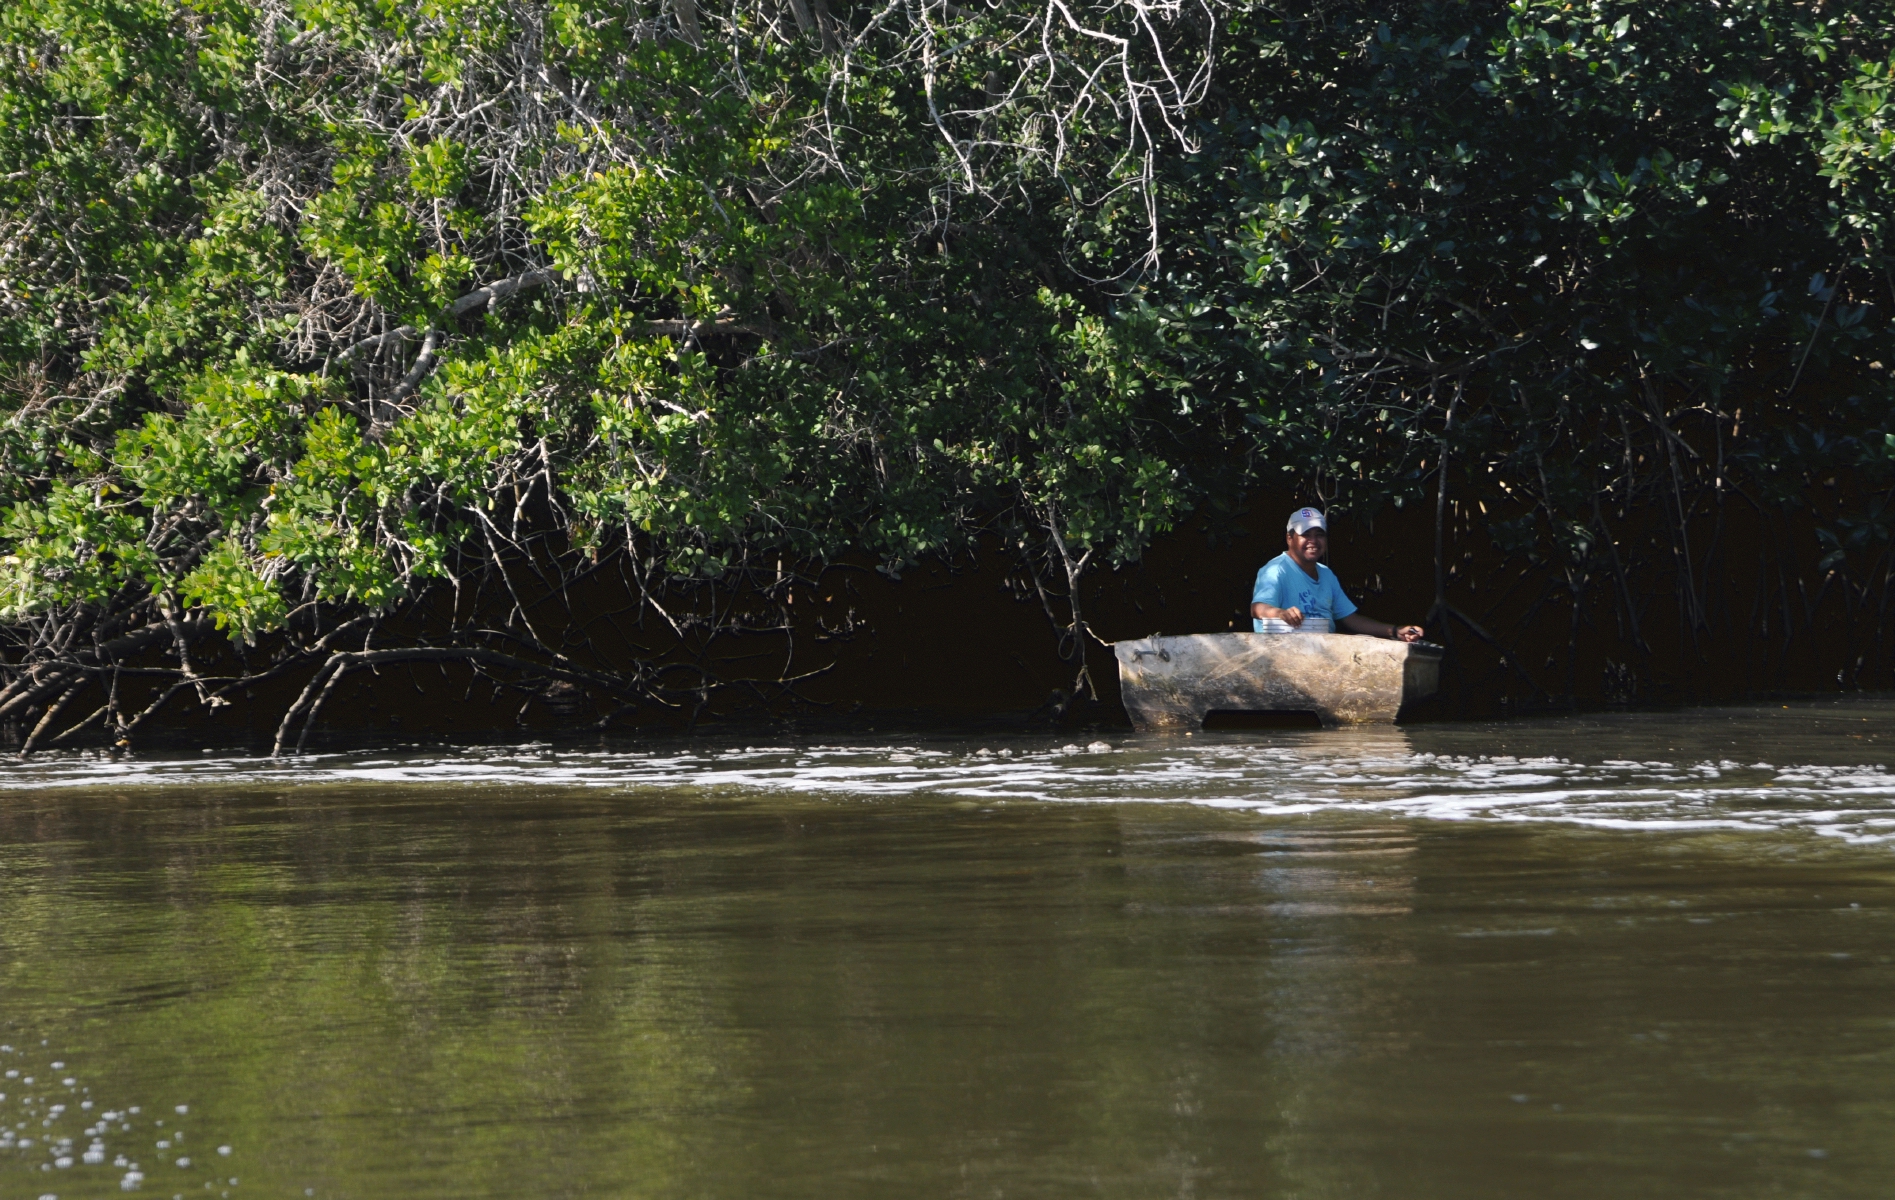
[[1112, 632, 1442, 730]]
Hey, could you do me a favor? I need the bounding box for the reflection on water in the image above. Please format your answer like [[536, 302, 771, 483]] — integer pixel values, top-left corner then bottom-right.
[[0, 698, 1892, 1197]]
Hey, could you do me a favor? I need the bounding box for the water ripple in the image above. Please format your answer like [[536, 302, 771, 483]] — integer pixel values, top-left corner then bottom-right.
[[3, 712, 1894, 844]]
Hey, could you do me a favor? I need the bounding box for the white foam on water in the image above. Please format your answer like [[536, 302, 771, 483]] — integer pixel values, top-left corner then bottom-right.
[[2, 734, 1894, 843], [0, 1051, 219, 1186]]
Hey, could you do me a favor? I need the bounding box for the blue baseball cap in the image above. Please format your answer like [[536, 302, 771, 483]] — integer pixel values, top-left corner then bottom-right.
[[1286, 507, 1327, 535]]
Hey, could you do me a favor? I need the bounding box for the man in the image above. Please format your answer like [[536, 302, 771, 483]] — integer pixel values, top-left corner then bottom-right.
[[1251, 508, 1425, 642]]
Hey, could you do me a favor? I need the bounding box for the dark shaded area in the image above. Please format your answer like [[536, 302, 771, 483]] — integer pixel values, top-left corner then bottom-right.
[[50, 472, 1880, 751]]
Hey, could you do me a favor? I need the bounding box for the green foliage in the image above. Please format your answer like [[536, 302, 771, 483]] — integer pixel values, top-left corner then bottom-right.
[[1158, 0, 1895, 596], [180, 537, 285, 645], [0, 0, 1207, 664], [6, 0, 1889, 718]]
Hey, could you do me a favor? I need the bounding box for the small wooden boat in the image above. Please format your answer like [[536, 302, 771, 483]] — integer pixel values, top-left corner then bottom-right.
[[1112, 632, 1443, 730]]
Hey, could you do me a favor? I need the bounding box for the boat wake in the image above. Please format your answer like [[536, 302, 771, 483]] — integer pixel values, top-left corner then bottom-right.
[[3, 716, 1894, 845]]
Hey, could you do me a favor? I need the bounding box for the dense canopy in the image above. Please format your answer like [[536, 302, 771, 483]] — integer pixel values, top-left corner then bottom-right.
[[0, 0, 1890, 746]]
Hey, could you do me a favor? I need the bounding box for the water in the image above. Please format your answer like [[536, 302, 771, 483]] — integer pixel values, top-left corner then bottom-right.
[[1, 698, 1892, 1198]]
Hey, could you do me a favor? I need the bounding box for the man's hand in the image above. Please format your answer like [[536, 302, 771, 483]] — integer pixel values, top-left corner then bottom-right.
[[1394, 625, 1423, 643], [1281, 606, 1304, 627]]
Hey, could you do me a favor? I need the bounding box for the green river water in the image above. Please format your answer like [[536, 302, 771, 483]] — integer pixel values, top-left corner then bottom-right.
[[1, 699, 1893, 1198]]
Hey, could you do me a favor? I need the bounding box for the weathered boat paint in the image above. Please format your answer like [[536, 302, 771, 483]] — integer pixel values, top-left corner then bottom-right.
[[1112, 632, 1443, 730]]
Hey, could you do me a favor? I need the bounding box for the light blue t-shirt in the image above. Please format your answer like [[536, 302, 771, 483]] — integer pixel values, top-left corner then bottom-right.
[[1251, 552, 1357, 633]]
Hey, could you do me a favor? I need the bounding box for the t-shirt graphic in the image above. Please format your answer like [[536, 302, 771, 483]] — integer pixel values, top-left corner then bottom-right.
[[1251, 552, 1357, 633]]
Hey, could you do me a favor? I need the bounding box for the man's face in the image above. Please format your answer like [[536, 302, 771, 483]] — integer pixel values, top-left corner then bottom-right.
[[1286, 527, 1327, 566]]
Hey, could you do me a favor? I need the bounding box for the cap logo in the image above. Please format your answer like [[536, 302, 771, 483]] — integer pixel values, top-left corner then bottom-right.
[[1286, 507, 1327, 533]]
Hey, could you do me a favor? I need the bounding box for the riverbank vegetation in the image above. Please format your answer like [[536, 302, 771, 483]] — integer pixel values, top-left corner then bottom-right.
[[1, 0, 1890, 748]]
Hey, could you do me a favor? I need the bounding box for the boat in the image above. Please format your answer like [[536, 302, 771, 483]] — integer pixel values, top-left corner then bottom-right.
[[1111, 632, 1443, 730]]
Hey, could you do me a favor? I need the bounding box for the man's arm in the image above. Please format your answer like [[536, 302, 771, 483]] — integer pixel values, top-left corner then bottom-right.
[[1252, 602, 1304, 625], [1251, 563, 1302, 625], [1340, 612, 1424, 642]]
